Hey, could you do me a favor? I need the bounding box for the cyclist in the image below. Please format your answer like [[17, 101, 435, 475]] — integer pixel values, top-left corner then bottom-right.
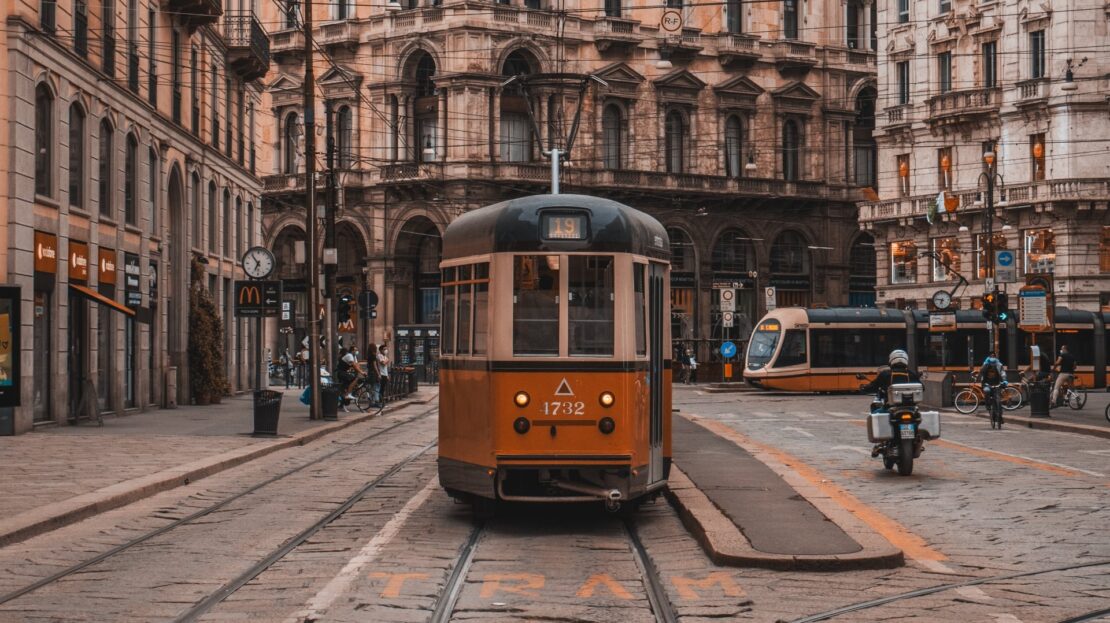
[[860, 349, 920, 407], [1050, 345, 1076, 407], [980, 352, 1007, 421]]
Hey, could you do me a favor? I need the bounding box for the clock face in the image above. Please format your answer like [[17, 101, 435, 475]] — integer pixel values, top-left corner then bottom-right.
[[242, 246, 275, 279], [932, 290, 952, 310]]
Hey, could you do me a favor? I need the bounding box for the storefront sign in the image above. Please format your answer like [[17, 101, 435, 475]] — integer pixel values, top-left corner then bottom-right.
[[69, 241, 89, 283], [929, 312, 957, 332], [234, 280, 282, 317], [98, 248, 117, 287], [670, 272, 696, 288], [124, 253, 141, 307], [34, 232, 58, 274], [712, 274, 755, 289], [0, 286, 22, 407], [769, 276, 811, 290], [148, 259, 158, 300]]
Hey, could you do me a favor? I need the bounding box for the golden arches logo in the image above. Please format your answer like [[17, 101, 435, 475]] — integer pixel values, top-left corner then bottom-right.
[[239, 285, 262, 305]]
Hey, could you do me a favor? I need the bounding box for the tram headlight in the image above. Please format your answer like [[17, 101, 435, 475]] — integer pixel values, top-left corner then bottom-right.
[[513, 417, 531, 434], [598, 417, 616, 434], [514, 391, 530, 408], [599, 391, 615, 408]]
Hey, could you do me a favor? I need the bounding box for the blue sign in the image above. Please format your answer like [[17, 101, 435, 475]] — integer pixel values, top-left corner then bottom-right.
[[720, 341, 737, 359], [997, 251, 1015, 267]]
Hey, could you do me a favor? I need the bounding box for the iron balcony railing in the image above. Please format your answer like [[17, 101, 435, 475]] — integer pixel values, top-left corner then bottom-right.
[[224, 10, 271, 81]]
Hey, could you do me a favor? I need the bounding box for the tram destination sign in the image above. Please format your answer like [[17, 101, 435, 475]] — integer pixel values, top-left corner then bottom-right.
[[234, 281, 282, 317]]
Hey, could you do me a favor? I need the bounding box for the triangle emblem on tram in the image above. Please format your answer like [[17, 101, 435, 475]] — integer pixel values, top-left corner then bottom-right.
[[554, 378, 575, 396]]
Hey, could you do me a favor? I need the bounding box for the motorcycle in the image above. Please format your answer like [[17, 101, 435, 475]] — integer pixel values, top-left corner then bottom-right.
[[859, 378, 941, 476]]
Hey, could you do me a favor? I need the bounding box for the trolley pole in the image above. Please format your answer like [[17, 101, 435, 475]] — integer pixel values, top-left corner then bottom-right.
[[324, 100, 338, 366], [303, 0, 321, 420]]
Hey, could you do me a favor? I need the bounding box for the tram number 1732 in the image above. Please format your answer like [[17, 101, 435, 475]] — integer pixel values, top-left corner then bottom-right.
[[541, 401, 586, 416]]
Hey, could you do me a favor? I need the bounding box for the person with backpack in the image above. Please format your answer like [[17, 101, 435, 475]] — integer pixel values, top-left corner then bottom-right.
[[860, 349, 920, 405], [1050, 345, 1076, 407]]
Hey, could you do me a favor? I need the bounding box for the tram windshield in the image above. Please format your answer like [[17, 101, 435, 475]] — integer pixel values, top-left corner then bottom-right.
[[568, 255, 614, 356], [514, 255, 560, 355], [748, 322, 782, 367]]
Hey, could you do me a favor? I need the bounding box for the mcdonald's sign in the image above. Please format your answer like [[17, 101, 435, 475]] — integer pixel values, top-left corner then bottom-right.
[[234, 280, 282, 317]]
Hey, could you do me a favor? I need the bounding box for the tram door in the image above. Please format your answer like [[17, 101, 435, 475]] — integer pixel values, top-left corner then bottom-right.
[[648, 263, 665, 484]]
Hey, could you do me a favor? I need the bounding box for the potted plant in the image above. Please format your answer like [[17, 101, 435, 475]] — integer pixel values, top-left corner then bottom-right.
[[188, 257, 229, 405]]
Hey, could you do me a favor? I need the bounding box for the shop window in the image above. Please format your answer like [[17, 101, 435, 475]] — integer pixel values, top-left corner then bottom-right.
[[890, 240, 918, 284], [1024, 229, 1055, 274], [770, 231, 809, 275], [932, 237, 959, 281], [33, 290, 51, 422], [513, 256, 559, 356], [976, 233, 1008, 280], [568, 255, 614, 356]]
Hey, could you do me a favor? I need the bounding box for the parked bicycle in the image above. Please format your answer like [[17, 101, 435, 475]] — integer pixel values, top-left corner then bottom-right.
[[354, 373, 407, 415], [953, 371, 1022, 414], [1056, 376, 1087, 410]]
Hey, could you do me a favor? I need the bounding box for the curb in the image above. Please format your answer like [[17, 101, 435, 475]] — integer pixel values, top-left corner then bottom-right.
[[0, 392, 436, 549], [963, 410, 1110, 440], [666, 417, 905, 571]]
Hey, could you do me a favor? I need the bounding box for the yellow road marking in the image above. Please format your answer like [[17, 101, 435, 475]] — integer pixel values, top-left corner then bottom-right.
[[671, 572, 746, 600], [479, 573, 545, 598], [690, 416, 947, 563], [369, 572, 429, 598], [576, 573, 633, 599]]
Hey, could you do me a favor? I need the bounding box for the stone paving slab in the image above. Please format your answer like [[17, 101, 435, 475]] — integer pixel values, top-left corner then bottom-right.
[[0, 386, 437, 548]]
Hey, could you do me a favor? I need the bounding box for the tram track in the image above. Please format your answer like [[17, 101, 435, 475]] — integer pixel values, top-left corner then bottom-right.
[[785, 558, 1110, 623], [0, 405, 438, 610]]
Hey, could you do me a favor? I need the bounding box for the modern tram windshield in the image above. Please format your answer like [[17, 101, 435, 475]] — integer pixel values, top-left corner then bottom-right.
[[747, 322, 782, 367]]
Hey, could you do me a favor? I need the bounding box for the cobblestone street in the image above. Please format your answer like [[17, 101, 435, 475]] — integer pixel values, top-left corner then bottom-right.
[[0, 387, 1106, 622]]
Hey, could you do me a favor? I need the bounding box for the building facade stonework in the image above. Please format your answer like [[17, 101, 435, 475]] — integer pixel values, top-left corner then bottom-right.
[[4, 0, 269, 433], [259, 0, 880, 377], [860, 0, 1110, 311]]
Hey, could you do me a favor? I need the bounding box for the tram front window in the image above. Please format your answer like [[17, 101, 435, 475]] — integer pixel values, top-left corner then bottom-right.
[[748, 324, 781, 369], [569, 255, 615, 356], [514, 255, 560, 355]]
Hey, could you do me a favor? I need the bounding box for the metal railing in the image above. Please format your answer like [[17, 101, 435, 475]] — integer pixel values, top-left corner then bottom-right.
[[224, 10, 271, 68], [927, 86, 1000, 119]]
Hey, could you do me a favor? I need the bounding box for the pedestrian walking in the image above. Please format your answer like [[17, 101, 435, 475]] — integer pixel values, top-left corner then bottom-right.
[[280, 349, 293, 389], [689, 352, 698, 384], [376, 344, 391, 402]]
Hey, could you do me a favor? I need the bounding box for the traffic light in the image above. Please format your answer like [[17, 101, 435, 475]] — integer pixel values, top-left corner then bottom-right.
[[337, 294, 353, 319], [982, 291, 997, 321], [996, 292, 1010, 323]]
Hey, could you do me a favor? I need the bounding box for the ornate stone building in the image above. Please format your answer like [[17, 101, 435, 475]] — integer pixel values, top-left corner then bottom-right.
[[259, 0, 879, 377], [3, 0, 269, 433], [859, 0, 1110, 311]]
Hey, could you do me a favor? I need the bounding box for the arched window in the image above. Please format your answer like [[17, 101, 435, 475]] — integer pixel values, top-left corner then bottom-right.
[[601, 104, 623, 170], [854, 87, 877, 188], [783, 0, 798, 39], [208, 181, 217, 252], [35, 84, 53, 197], [414, 53, 436, 98], [191, 172, 202, 244], [99, 119, 114, 217], [500, 51, 536, 163], [234, 196, 243, 256], [282, 111, 299, 174], [667, 227, 696, 272], [724, 115, 743, 178], [246, 199, 254, 248], [222, 188, 231, 256], [410, 52, 438, 162], [125, 133, 138, 225], [712, 229, 756, 274], [782, 119, 801, 181], [770, 231, 810, 275], [389, 95, 399, 162], [147, 147, 158, 232], [337, 105, 353, 168], [69, 103, 85, 208], [664, 109, 685, 173]]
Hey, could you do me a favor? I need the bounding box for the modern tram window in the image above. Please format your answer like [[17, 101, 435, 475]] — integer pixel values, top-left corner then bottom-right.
[[774, 329, 807, 367], [747, 324, 781, 366], [811, 328, 905, 368], [457, 283, 472, 354], [513, 255, 560, 355], [1056, 330, 1095, 365], [634, 263, 646, 357], [568, 255, 615, 356]]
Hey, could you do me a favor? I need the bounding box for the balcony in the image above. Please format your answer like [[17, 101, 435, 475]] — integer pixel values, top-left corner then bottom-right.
[[715, 33, 760, 67], [824, 46, 876, 72], [593, 18, 642, 53], [270, 28, 304, 60], [769, 39, 818, 74], [318, 20, 359, 51], [883, 104, 912, 128], [859, 179, 1110, 224], [166, 0, 222, 33], [658, 29, 703, 61], [225, 11, 270, 82], [1015, 78, 1048, 109], [926, 86, 1000, 127]]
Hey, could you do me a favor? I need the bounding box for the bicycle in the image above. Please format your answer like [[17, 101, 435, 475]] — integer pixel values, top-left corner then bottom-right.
[[985, 383, 1004, 429], [953, 372, 1022, 414], [355, 374, 398, 415], [1055, 376, 1087, 410]]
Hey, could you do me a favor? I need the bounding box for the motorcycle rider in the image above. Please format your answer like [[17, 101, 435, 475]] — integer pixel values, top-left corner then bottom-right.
[[860, 349, 920, 405]]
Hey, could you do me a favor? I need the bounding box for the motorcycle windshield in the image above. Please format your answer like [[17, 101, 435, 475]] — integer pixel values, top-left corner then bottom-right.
[[747, 329, 781, 368]]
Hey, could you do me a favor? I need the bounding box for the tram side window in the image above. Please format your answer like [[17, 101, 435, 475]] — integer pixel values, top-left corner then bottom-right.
[[1056, 330, 1094, 365], [774, 330, 807, 367], [457, 283, 472, 354], [634, 263, 646, 357], [811, 330, 838, 368], [569, 255, 615, 356], [473, 282, 489, 355], [441, 283, 456, 355], [514, 255, 560, 356]]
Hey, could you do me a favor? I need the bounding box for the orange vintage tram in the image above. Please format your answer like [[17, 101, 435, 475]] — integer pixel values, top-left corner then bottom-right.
[[437, 194, 672, 511]]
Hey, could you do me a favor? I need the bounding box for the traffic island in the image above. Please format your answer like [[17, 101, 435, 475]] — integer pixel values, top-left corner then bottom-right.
[[666, 415, 905, 571]]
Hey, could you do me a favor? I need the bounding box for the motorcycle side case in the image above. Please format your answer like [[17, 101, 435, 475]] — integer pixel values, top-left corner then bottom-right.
[[918, 410, 941, 439], [867, 412, 894, 442]]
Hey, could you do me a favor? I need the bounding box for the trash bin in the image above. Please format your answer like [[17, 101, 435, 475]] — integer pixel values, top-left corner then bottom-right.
[[0, 408, 13, 436], [1028, 381, 1051, 418], [253, 390, 283, 436], [406, 367, 418, 395], [320, 385, 341, 421]]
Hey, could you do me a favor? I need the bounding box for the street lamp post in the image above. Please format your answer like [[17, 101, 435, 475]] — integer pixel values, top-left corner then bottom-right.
[[979, 150, 1005, 353]]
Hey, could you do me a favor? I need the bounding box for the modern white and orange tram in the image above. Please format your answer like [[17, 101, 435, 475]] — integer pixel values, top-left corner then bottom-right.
[[437, 194, 672, 512], [744, 307, 1105, 392]]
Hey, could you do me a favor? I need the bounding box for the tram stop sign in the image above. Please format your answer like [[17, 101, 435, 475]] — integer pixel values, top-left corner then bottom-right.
[[720, 341, 737, 359]]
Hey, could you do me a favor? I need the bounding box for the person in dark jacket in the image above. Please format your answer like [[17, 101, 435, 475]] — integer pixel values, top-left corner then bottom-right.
[[860, 349, 921, 403]]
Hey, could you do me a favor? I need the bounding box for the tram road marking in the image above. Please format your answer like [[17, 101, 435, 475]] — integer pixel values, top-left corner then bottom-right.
[[931, 438, 1107, 479], [480, 573, 545, 598], [288, 477, 439, 622], [782, 426, 815, 438], [686, 414, 949, 566], [576, 573, 634, 600]]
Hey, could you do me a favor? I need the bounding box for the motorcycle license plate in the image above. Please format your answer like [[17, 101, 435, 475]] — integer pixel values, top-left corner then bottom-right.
[[899, 424, 915, 435]]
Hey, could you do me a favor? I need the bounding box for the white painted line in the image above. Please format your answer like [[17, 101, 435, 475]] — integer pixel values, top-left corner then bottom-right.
[[942, 439, 1107, 478], [289, 477, 439, 622], [831, 445, 870, 456], [990, 614, 1024, 623], [917, 559, 961, 575], [825, 411, 856, 418], [955, 586, 993, 602], [782, 426, 814, 438], [790, 411, 819, 420], [1082, 449, 1110, 456], [752, 411, 775, 418]]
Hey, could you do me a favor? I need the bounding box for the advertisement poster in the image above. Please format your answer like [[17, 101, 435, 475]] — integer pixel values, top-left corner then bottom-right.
[[0, 287, 21, 406]]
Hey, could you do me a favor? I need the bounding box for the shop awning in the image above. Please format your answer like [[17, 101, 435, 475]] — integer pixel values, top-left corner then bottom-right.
[[69, 284, 136, 316]]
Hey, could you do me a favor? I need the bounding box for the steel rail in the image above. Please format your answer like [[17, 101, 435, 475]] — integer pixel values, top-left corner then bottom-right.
[[174, 439, 438, 622], [625, 518, 680, 623], [429, 522, 485, 623], [788, 559, 1110, 623], [0, 405, 437, 607]]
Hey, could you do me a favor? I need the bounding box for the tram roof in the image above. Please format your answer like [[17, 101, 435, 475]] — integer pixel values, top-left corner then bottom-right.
[[804, 308, 908, 324], [441, 194, 670, 260]]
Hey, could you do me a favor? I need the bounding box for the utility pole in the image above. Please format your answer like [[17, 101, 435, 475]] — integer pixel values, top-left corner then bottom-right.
[[324, 101, 338, 366], [982, 150, 1001, 356], [303, 0, 321, 420]]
